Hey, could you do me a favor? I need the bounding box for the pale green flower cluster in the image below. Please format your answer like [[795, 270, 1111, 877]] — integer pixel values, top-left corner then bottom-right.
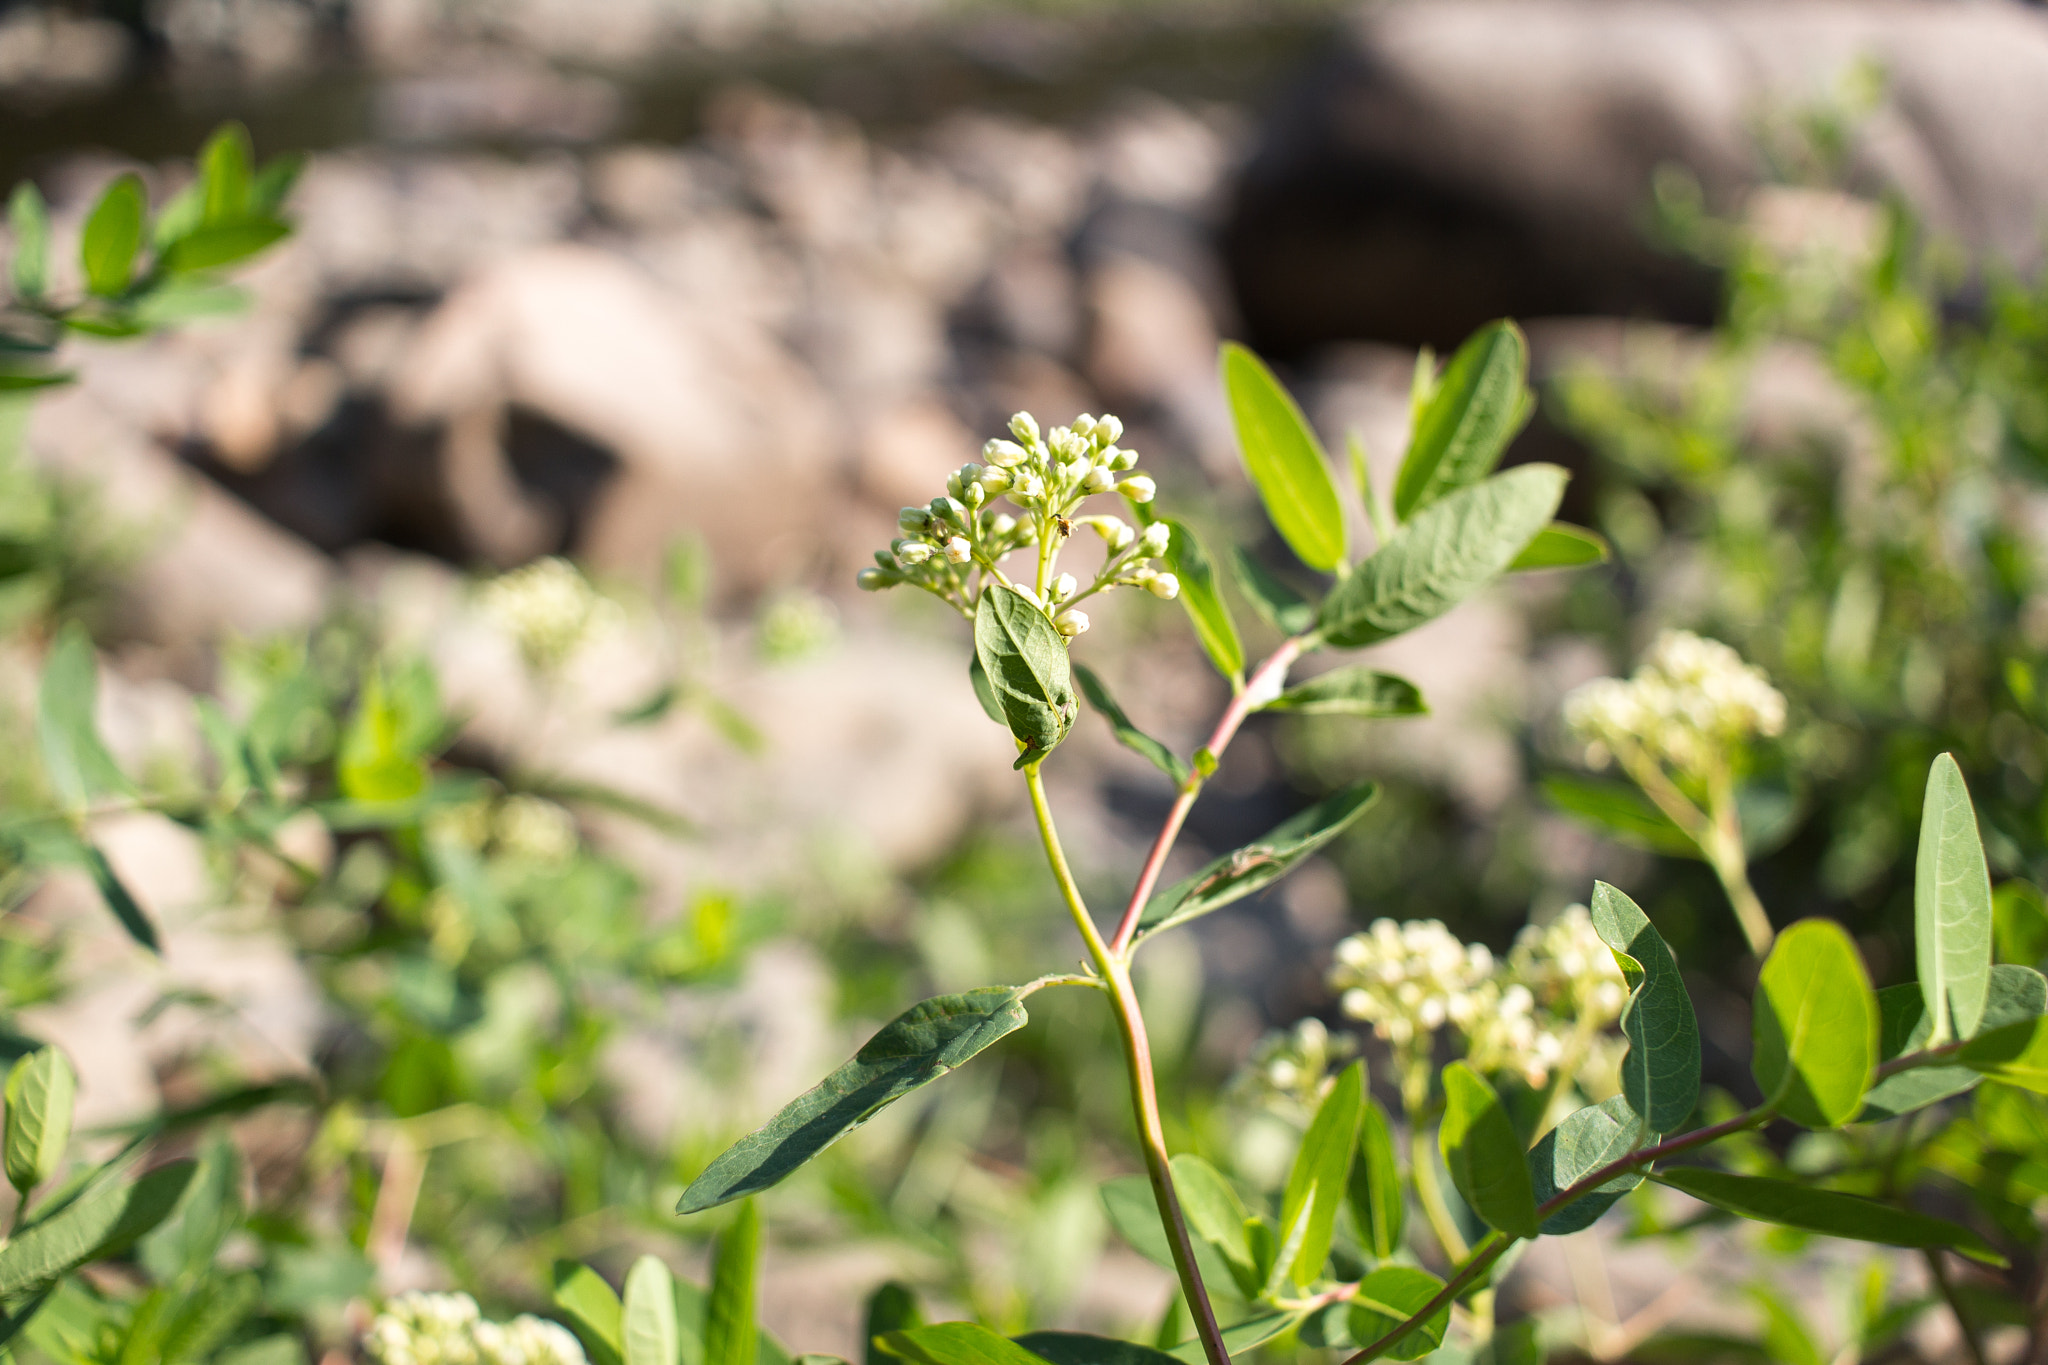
[[364, 1291, 587, 1365], [1563, 629, 1786, 776], [1230, 1017, 1359, 1112], [857, 411, 1178, 633], [478, 557, 623, 673], [1330, 907, 1628, 1092]]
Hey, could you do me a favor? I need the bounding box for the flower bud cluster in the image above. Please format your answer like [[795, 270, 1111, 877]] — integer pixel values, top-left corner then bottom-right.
[[1563, 630, 1786, 776], [856, 411, 1177, 628], [1229, 1017, 1358, 1114], [365, 1291, 588, 1365], [479, 557, 623, 674]]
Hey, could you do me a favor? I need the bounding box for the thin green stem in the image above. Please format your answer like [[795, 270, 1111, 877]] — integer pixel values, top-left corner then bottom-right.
[[1409, 1119, 1469, 1263], [1023, 764, 1232, 1365], [1615, 744, 1773, 956], [1921, 1247, 1987, 1365]]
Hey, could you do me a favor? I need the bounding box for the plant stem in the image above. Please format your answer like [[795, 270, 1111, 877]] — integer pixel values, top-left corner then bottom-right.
[[1023, 764, 1232, 1365], [1703, 768, 1774, 957], [1409, 1120, 1470, 1263], [1340, 1232, 1511, 1365], [1107, 636, 1309, 958], [1922, 1248, 1988, 1365]]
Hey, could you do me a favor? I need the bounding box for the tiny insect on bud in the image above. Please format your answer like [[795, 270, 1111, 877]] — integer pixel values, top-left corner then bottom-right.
[[1052, 572, 1078, 602], [945, 537, 972, 563], [1010, 412, 1040, 444], [1055, 609, 1090, 637], [1118, 474, 1157, 504], [984, 438, 1028, 468], [898, 541, 934, 565], [1095, 414, 1124, 446], [1140, 521, 1172, 556], [1082, 466, 1115, 493], [899, 507, 930, 535], [1145, 572, 1181, 600]]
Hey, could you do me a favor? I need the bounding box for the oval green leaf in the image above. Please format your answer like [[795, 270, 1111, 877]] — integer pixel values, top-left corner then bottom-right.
[[1346, 1096, 1405, 1261], [1589, 882, 1701, 1133], [0, 1159, 195, 1298], [159, 219, 291, 276], [1916, 754, 1993, 1044], [1277, 1062, 1362, 1288], [1347, 1265, 1449, 1362], [1862, 964, 2047, 1120], [200, 122, 253, 223], [879, 1323, 1047, 1365], [1653, 1167, 2005, 1266], [4, 1049, 76, 1196], [1013, 1333, 1182, 1365], [1753, 919, 1879, 1128], [1507, 522, 1609, 572], [1168, 1154, 1258, 1295], [1319, 465, 1566, 649], [552, 1261, 626, 1365], [1393, 320, 1532, 520], [1257, 667, 1424, 718], [1438, 1061, 1538, 1239], [1221, 343, 1346, 572], [864, 1283, 925, 1365], [706, 1203, 761, 1365], [1527, 1096, 1653, 1235], [973, 585, 1075, 765], [623, 1255, 679, 1365], [80, 174, 146, 299], [1960, 1014, 2048, 1094], [39, 621, 133, 810], [679, 987, 1030, 1213], [1161, 520, 1244, 682]]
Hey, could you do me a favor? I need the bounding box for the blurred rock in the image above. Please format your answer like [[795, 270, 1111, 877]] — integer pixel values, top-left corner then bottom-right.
[[1227, 0, 2048, 352], [0, 9, 127, 99], [376, 57, 623, 145]]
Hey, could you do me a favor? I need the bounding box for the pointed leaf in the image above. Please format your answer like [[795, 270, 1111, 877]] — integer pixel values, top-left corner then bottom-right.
[[1277, 1062, 1362, 1287], [80, 175, 146, 299], [623, 1256, 679, 1365], [1861, 965, 2046, 1120], [1161, 520, 1243, 681], [1589, 882, 1701, 1133], [1508, 523, 1609, 572], [1753, 919, 1879, 1128], [553, 1262, 626, 1365], [38, 622, 131, 810], [1439, 1062, 1538, 1238], [1229, 548, 1316, 636], [706, 1203, 760, 1365], [1013, 1333, 1180, 1365], [81, 842, 162, 954], [199, 123, 253, 223], [879, 1324, 1046, 1365], [1098, 1175, 1239, 1292], [1346, 1266, 1449, 1362], [1134, 782, 1377, 942], [1543, 776, 1699, 858], [1346, 1097, 1405, 1260], [1652, 1168, 2005, 1266], [1221, 343, 1346, 572], [10, 183, 48, 300], [1394, 321, 1532, 519], [973, 586, 1075, 765], [1319, 465, 1566, 649], [0, 1160, 196, 1298], [863, 1284, 923, 1365], [1074, 664, 1189, 783], [1163, 1311, 1304, 1364], [1168, 1154, 1258, 1295], [1257, 668, 1424, 719], [679, 987, 1029, 1212], [158, 219, 291, 275], [1960, 1014, 2048, 1094], [5, 1050, 76, 1196], [1527, 1096, 1653, 1235], [967, 657, 1003, 726], [1916, 755, 1993, 1043], [250, 153, 305, 216]]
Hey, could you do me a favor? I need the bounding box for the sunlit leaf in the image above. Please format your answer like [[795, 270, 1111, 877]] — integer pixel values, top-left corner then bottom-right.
[[38, 622, 132, 810], [1161, 520, 1244, 682], [1347, 1266, 1449, 1362], [623, 1255, 678, 1365], [706, 1203, 761, 1365], [1276, 1063, 1362, 1288], [0, 1160, 195, 1298], [199, 122, 253, 223], [1439, 1062, 1537, 1238], [4, 1050, 75, 1196], [553, 1261, 626, 1365], [1394, 321, 1532, 520], [1542, 775, 1698, 857], [1916, 754, 1993, 1043], [1168, 1154, 1258, 1296], [879, 1323, 1045, 1365], [1753, 919, 1879, 1128], [1221, 343, 1346, 572], [1861, 965, 2046, 1120], [80, 175, 146, 299], [9, 183, 48, 300], [1507, 523, 1609, 572]]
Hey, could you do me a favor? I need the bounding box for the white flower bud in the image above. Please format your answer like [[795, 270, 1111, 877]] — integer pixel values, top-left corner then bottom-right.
[[1087, 515, 1133, 548], [1073, 413, 1097, 437], [1011, 474, 1044, 501], [1110, 447, 1139, 471], [1064, 457, 1093, 484], [1118, 474, 1157, 504], [1095, 414, 1124, 446], [990, 513, 1018, 535], [1082, 466, 1116, 493], [899, 507, 930, 535], [1010, 412, 1040, 444], [1055, 609, 1090, 637], [944, 536, 972, 563], [1145, 572, 1180, 600], [965, 482, 987, 508], [984, 438, 1029, 468], [1052, 572, 1078, 602], [898, 541, 934, 566], [1050, 428, 1088, 461], [959, 462, 984, 484], [1140, 521, 1171, 556], [946, 473, 965, 499], [979, 465, 1013, 493]]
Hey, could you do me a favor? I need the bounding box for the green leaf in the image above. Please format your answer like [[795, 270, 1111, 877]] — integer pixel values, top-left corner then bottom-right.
[[1277, 1062, 1362, 1287], [10, 183, 49, 300], [1753, 919, 1880, 1128], [1229, 548, 1316, 636], [623, 1255, 679, 1365], [4, 1050, 75, 1196], [1749, 1288, 1825, 1365], [0, 369, 72, 391], [706, 1203, 761, 1365], [1098, 1175, 1239, 1293], [973, 585, 1076, 765], [80, 841, 161, 954], [679, 987, 1029, 1213], [863, 1284, 923, 1365], [250, 153, 305, 217], [158, 219, 291, 275], [1013, 1333, 1181, 1365], [1074, 664, 1189, 783], [553, 1261, 626, 1365], [879, 1323, 1047, 1365], [1220, 343, 1347, 572], [1527, 1096, 1652, 1235], [1394, 321, 1532, 520], [1960, 1014, 2048, 1094], [336, 670, 431, 804], [1162, 520, 1243, 682], [967, 657, 1003, 726], [1589, 882, 1701, 1133], [1542, 776, 1700, 858], [1860, 965, 2047, 1120], [1916, 754, 1994, 1044], [159, 1271, 259, 1362], [1346, 1096, 1405, 1260], [1319, 465, 1566, 649], [1508, 523, 1609, 572], [1994, 880, 2048, 968], [1134, 781, 1378, 942], [38, 622, 132, 810], [1168, 1154, 1258, 1295], [1163, 1311, 1304, 1364], [199, 123, 253, 222], [138, 1130, 240, 1284], [151, 181, 205, 253], [1438, 1062, 1538, 1238], [1651, 1168, 2005, 1266], [80, 175, 147, 299], [133, 281, 250, 328], [0, 1159, 196, 1298], [1346, 1266, 1450, 1362], [1257, 667, 1424, 719]]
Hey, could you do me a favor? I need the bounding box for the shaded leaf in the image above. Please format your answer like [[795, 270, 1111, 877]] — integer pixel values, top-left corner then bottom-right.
[[1276, 1062, 1362, 1287], [1916, 755, 1993, 1043], [1347, 1266, 1450, 1362], [1320, 465, 1566, 649], [1258, 667, 1424, 719], [1653, 1168, 2004, 1265], [1162, 520, 1243, 681], [1395, 321, 1531, 519], [1994, 880, 2048, 968], [1960, 1014, 2048, 1094], [1163, 1311, 1303, 1364], [1508, 523, 1609, 572], [1098, 1175, 1239, 1293], [1542, 775, 1698, 857], [1439, 1062, 1538, 1238], [968, 657, 1002, 726], [1346, 1096, 1405, 1260], [10, 183, 48, 300], [159, 219, 291, 275], [706, 1203, 761, 1365], [623, 1255, 679, 1365], [1753, 919, 1879, 1128], [38, 622, 131, 809], [1168, 1154, 1258, 1296], [1221, 343, 1346, 572], [879, 1323, 1046, 1365], [4, 1049, 76, 1196], [973, 585, 1075, 765], [0, 1160, 195, 1298], [680, 988, 1029, 1212], [1229, 548, 1316, 636], [863, 1284, 924, 1365], [1134, 782, 1378, 942], [1014, 1332, 1181, 1365], [80, 842, 161, 955], [80, 175, 146, 299], [553, 1261, 626, 1365], [1528, 1096, 1652, 1235], [0, 369, 71, 391], [1074, 664, 1189, 783], [1589, 882, 1701, 1133], [250, 153, 305, 216], [1861, 965, 2046, 1120]]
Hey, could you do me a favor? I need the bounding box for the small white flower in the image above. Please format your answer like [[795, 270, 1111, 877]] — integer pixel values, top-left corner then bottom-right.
[[478, 557, 621, 672], [1145, 572, 1180, 600], [945, 537, 973, 564], [1055, 609, 1090, 637], [1052, 572, 1078, 602], [897, 541, 934, 566], [1082, 465, 1116, 493], [1119, 474, 1157, 504], [1095, 414, 1124, 446], [984, 438, 1029, 468], [1010, 412, 1040, 444], [1140, 521, 1172, 556], [1563, 630, 1785, 777]]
